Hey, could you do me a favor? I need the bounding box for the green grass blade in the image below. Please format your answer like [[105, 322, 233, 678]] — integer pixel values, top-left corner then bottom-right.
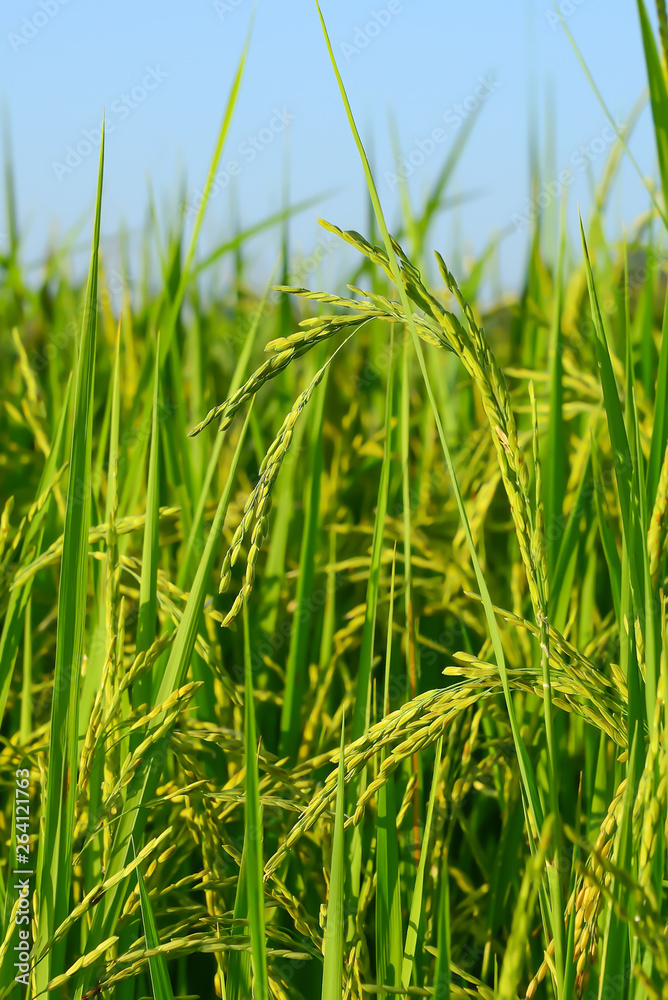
[[594, 733, 638, 1000], [647, 281, 668, 506], [433, 850, 450, 1000], [376, 551, 402, 998], [2, 116, 18, 265], [545, 201, 566, 576], [155, 408, 252, 704], [0, 374, 72, 723], [34, 122, 104, 992], [79, 322, 121, 735], [279, 354, 328, 760], [580, 226, 643, 579], [135, 846, 175, 1000], [242, 602, 269, 1000], [550, 446, 593, 629], [637, 229, 656, 402], [104, 321, 122, 526], [135, 336, 161, 707], [415, 105, 481, 245], [19, 596, 32, 742], [637, 0, 668, 213], [79, 408, 252, 993], [226, 846, 252, 1000], [178, 266, 275, 590], [351, 326, 394, 742], [496, 820, 552, 1000], [591, 431, 622, 620], [193, 192, 336, 277], [321, 716, 346, 1000], [402, 738, 442, 990], [388, 113, 419, 257]]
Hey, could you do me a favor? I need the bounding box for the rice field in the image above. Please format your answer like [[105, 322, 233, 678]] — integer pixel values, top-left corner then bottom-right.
[[2, 3, 668, 999]]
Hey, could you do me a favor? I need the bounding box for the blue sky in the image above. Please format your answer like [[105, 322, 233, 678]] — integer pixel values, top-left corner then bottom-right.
[[0, 0, 662, 294]]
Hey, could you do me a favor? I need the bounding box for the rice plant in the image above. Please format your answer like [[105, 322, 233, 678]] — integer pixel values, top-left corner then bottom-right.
[[2, 3, 668, 999]]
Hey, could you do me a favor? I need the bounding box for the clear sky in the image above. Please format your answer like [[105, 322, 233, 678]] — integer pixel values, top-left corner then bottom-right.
[[0, 0, 661, 295]]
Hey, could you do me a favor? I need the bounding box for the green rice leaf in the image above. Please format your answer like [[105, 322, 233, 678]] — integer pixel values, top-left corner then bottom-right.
[[243, 602, 269, 1000], [401, 739, 442, 991], [376, 551, 402, 998], [35, 121, 105, 992], [321, 716, 347, 1000], [135, 846, 175, 1000], [78, 407, 252, 994], [636, 0, 668, 214], [0, 374, 72, 723], [647, 281, 668, 506], [433, 850, 450, 1000], [135, 336, 162, 706]]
